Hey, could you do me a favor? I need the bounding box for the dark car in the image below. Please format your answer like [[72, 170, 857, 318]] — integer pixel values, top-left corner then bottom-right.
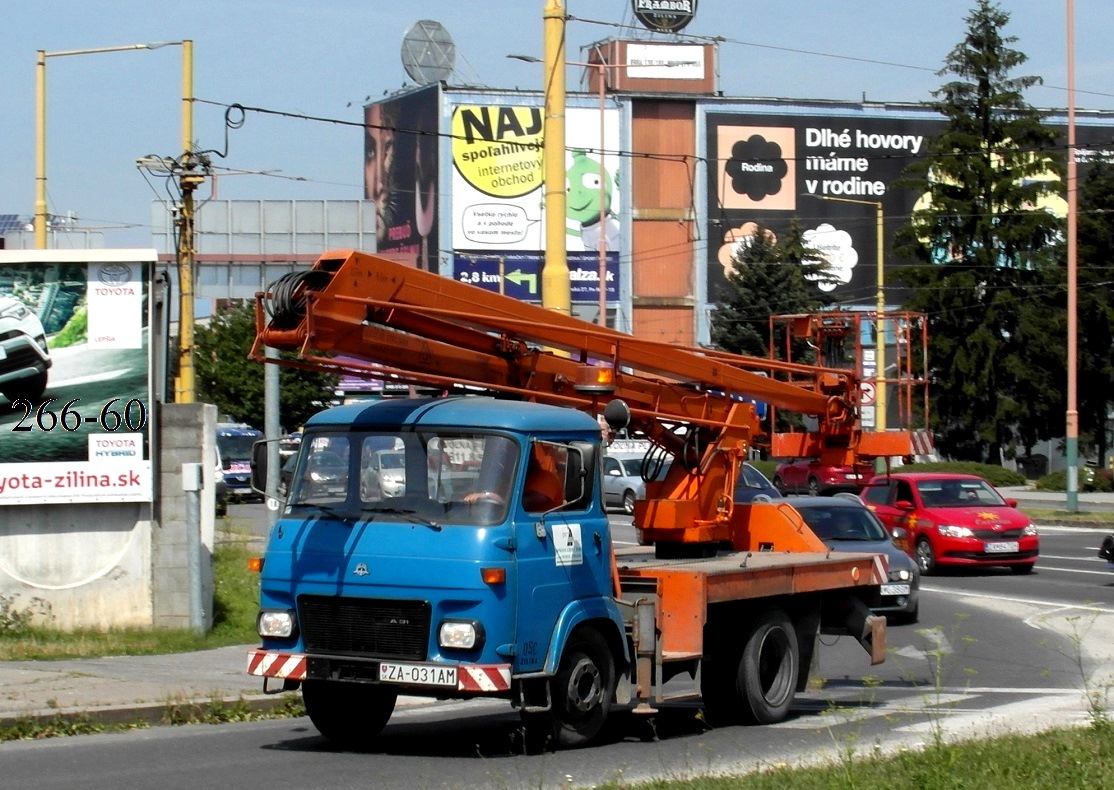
[[861, 472, 1039, 575], [791, 495, 920, 623], [773, 459, 874, 496], [734, 462, 783, 503]]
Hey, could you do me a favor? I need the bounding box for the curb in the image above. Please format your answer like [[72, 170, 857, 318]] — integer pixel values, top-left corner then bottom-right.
[[0, 693, 299, 732]]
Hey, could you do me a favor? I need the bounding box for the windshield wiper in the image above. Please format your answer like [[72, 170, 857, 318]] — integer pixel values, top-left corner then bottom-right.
[[364, 506, 442, 531], [287, 502, 356, 523]]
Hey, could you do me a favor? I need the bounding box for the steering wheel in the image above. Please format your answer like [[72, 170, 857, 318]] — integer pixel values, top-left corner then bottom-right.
[[464, 491, 505, 507]]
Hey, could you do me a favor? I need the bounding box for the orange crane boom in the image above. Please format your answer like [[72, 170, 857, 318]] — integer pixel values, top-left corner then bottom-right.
[[251, 250, 913, 551]]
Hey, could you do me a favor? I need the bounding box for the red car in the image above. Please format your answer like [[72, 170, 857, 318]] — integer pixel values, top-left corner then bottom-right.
[[772, 459, 874, 496], [860, 472, 1039, 575]]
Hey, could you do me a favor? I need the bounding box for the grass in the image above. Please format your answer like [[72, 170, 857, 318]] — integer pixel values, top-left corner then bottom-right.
[[592, 723, 1114, 788]]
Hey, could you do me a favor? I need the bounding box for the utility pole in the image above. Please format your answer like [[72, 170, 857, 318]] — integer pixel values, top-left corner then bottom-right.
[[175, 40, 199, 404], [541, 0, 571, 315]]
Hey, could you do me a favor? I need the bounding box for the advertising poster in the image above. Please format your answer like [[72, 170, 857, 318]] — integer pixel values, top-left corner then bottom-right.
[[707, 111, 1114, 308], [364, 84, 441, 271], [450, 104, 620, 304], [0, 249, 154, 504], [707, 112, 945, 307]]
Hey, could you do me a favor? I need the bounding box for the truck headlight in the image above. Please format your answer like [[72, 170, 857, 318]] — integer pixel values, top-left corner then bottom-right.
[[439, 619, 484, 650], [258, 610, 296, 638]]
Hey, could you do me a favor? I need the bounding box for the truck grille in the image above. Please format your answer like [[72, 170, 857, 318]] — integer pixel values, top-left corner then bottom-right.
[[298, 595, 430, 660]]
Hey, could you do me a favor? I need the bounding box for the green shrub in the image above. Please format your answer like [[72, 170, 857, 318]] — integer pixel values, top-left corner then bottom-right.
[[898, 460, 1027, 488], [1037, 467, 1114, 492]]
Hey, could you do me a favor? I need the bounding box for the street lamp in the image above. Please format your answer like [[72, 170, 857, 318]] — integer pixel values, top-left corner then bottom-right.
[[510, 51, 620, 327], [1065, 0, 1079, 511], [35, 40, 199, 403], [813, 195, 887, 433], [34, 41, 190, 249]]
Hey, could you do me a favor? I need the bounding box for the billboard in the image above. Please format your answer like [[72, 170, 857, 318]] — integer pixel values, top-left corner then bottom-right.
[[707, 109, 1114, 308], [449, 104, 621, 304], [707, 111, 946, 307], [364, 84, 441, 271], [0, 249, 154, 504]]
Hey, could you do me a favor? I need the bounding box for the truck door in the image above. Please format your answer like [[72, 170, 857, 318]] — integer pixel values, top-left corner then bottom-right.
[[513, 441, 612, 674]]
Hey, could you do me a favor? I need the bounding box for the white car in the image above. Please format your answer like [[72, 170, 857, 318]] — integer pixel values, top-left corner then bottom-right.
[[0, 295, 51, 403]]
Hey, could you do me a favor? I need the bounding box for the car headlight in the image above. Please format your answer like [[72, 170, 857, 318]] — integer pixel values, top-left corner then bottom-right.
[[439, 619, 484, 650], [937, 524, 974, 538], [1022, 524, 1039, 536], [890, 568, 912, 582], [0, 301, 29, 321], [257, 610, 296, 638]]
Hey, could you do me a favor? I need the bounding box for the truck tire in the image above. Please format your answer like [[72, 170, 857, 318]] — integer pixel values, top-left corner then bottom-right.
[[529, 628, 615, 749], [302, 679, 397, 748], [740, 608, 798, 723], [700, 608, 799, 726]]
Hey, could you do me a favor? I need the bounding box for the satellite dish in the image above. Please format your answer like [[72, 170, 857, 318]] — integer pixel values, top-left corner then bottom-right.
[[401, 20, 456, 85]]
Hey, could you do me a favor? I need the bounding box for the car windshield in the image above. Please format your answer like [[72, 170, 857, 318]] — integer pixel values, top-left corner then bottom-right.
[[917, 479, 1007, 507], [286, 430, 520, 526], [217, 432, 258, 465], [795, 505, 889, 542]]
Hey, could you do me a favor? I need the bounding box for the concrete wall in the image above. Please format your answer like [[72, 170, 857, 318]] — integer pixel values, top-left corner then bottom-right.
[[0, 502, 153, 630], [153, 403, 216, 630]]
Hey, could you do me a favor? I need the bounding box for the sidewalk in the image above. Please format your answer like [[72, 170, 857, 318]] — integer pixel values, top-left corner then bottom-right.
[[0, 644, 288, 728]]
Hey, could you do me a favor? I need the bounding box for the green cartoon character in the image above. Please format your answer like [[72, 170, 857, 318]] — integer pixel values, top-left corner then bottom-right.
[[566, 150, 620, 252]]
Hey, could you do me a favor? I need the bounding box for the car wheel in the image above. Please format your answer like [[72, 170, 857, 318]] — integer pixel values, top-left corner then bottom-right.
[[915, 537, 936, 575], [772, 475, 787, 495], [1010, 563, 1035, 575], [806, 477, 821, 496], [2, 371, 48, 403], [622, 490, 636, 515]]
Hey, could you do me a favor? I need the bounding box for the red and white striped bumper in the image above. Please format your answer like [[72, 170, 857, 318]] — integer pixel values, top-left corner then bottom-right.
[[248, 649, 307, 680], [246, 649, 511, 693]]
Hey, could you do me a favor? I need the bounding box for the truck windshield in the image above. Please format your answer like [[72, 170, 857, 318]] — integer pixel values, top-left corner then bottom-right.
[[286, 430, 519, 526]]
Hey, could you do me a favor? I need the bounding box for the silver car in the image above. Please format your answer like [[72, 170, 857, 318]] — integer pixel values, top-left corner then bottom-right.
[[0, 295, 51, 402]]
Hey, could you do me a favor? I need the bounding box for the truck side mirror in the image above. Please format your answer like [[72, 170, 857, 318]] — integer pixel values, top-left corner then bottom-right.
[[251, 438, 285, 501]]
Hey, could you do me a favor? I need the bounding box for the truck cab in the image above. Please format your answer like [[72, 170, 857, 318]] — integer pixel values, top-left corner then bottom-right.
[[251, 396, 628, 747]]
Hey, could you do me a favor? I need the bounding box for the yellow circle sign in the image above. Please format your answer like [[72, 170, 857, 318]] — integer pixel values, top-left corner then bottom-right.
[[452, 105, 544, 198]]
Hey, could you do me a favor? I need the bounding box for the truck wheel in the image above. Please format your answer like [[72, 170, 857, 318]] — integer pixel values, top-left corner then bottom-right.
[[740, 608, 799, 724], [622, 490, 636, 515], [534, 629, 615, 748], [302, 680, 397, 748], [700, 609, 799, 726]]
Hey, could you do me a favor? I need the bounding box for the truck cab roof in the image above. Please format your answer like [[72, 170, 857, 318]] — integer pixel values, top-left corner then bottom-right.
[[304, 396, 601, 435]]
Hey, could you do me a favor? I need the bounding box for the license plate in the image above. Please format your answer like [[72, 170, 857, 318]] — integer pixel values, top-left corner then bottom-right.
[[846, 474, 861, 480], [880, 583, 911, 596], [378, 662, 457, 687], [984, 541, 1019, 554]]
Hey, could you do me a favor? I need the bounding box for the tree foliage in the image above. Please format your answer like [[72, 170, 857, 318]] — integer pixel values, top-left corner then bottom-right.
[[1074, 159, 1114, 462], [896, 0, 1064, 463], [193, 301, 338, 430], [710, 220, 832, 360]]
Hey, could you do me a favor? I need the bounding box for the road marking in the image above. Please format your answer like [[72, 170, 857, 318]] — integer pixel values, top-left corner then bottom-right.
[[1030, 564, 1112, 577], [920, 585, 1114, 614]]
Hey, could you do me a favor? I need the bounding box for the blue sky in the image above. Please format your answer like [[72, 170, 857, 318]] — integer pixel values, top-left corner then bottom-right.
[[3, 1, 1112, 248]]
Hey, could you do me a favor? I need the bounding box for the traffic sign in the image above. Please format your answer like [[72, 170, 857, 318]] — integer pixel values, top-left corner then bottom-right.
[[860, 381, 877, 406]]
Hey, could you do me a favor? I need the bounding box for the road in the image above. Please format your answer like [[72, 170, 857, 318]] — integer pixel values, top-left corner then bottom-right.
[[3, 507, 1109, 788]]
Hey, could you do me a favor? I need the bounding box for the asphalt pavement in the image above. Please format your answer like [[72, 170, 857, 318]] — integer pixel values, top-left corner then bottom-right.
[[1, 485, 1111, 732]]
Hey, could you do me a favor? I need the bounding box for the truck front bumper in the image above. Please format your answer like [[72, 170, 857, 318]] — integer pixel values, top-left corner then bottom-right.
[[247, 649, 512, 693]]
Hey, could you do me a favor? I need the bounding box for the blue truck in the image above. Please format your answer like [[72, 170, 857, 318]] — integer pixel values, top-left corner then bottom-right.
[[245, 250, 908, 749]]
